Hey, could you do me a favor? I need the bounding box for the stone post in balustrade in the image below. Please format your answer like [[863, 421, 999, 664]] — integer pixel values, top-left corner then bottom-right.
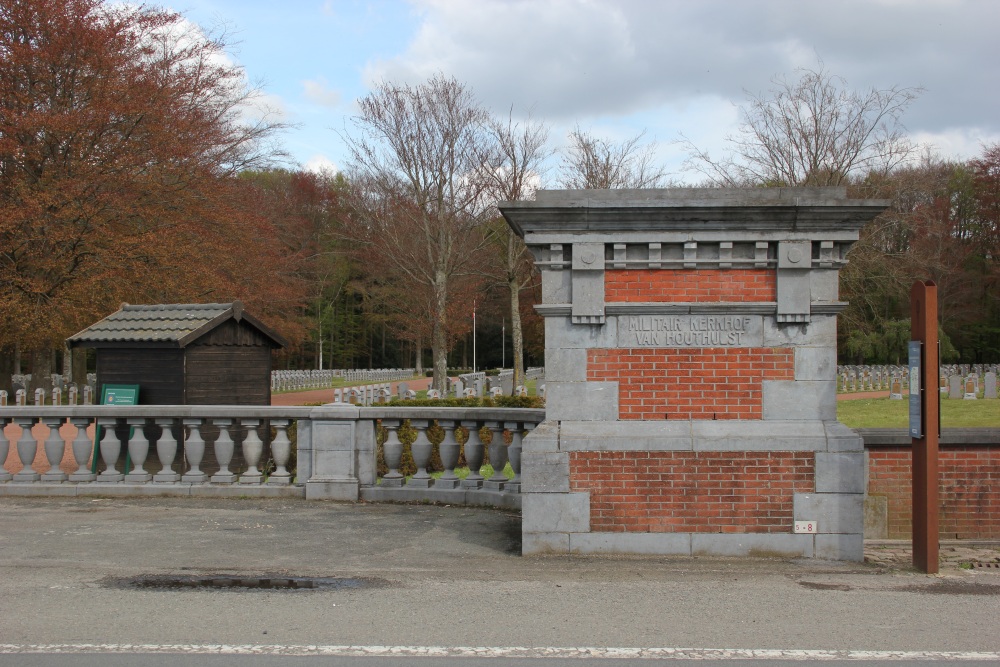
[[460, 420, 485, 489], [267, 419, 293, 485], [153, 419, 180, 483], [40, 417, 68, 482], [0, 418, 12, 482], [124, 418, 152, 483], [501, 188, 888, 560], [95, 418, 124, 482], [68, 418, 96, 482], [210, 419, 237, 483], [301, 404, 370, 500], [181, 419, 207, 484], [238, 419, 264, 485]]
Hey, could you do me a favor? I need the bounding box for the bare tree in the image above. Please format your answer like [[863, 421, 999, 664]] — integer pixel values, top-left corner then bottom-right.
[[342, 74, 492, 391], [559, 126, 668, 189], [680, 65, 923, 187], [479, 111, 553, 389]]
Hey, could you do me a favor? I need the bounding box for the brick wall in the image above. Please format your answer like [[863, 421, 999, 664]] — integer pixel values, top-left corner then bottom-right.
[[570, 451, 815, 533], [605, 269, 776, 303], [867, 447, 1000, 539], [588, 348, 794, 420]]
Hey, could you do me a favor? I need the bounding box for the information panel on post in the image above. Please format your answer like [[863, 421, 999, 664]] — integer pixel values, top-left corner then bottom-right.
[[908, 341, 922, 439]]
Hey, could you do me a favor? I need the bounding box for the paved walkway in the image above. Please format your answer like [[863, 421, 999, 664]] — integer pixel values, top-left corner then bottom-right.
[[270, 376, 433, 406], [0, 497, 998, 658]]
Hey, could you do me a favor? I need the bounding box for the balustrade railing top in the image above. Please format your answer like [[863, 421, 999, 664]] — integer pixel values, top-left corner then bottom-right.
[[0, 404, 545, 509]]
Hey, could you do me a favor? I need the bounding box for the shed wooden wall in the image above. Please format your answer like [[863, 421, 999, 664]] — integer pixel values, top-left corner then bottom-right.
[[96, 349, 185, 404], [185, 345, 272, 405]]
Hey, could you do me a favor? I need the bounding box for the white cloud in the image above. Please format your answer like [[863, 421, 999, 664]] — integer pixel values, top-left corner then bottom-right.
[[304, 154, 339, 175], [363, 0, 1000, 143], [910, 129, 1000, 163], [302, 77, 341, 109]]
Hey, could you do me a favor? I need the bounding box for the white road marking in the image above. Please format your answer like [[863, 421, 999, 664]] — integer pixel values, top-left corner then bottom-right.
[[0, 644, 999, 660]]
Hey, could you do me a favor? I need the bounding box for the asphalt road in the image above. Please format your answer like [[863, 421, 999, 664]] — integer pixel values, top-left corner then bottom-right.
[[0, 497, 998, 662]]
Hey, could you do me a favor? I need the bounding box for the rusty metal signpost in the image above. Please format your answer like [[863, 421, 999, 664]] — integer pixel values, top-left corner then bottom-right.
[[910, 280, 940, 574]]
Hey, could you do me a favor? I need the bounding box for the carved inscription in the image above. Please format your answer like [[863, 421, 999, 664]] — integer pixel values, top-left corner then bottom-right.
[[617, 315, 762, 348]]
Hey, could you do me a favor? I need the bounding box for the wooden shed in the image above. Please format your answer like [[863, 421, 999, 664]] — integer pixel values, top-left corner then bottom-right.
[[67, 302, 286, 405]]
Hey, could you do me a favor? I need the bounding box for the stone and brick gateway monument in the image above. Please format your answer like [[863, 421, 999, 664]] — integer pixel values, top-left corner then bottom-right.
[[500, 187, 888, 560]]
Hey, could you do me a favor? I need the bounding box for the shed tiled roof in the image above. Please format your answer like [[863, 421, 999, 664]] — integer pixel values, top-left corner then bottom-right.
[[66, 302, 286, 348]]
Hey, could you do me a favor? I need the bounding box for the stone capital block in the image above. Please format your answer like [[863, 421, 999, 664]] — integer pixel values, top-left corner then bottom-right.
[[762, 380, 836, 421], [521, 451, 570, 493], [793, 493, 864, 534], [545, 382, 619, 421], [814, 452, 865, 494], [522, 492, 590, 534]]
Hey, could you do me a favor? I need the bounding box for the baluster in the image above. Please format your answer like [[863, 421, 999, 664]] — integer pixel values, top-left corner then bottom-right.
[[484, 421, 508, 490], [0, 418, 12, 482], [124, 418, 151, 483], [68, 418, 96, 482], [96, 418, 124, 482], [407, 419, 433, 488], [267, 419, 292, 485], [181, 419, 207, 483], [238, 419, 264, 485], [211, 419, 236, 483], [380, 419, 404, 487], [153, 419, 180, 483], [41, 417, 68, 482], [435, 420, 460, 489], [504, 421, 523, 493], [12, 417, 40, 482], [460, 420, 484, 489]]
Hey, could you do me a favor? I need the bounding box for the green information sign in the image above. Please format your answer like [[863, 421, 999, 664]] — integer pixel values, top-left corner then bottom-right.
[[90, 384, 140, 474], [102, 385, 139, 406]]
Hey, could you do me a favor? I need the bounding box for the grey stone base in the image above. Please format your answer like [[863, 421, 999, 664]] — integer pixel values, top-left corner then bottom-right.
[[360, 486, 521, 510], [433, 477, 461, 490], [41, 472, 67, 482], [306, 479, 360, 501], [210, 472, 237, 484], [125, 472, 152, 483], [0, 482, 305, 498], [522, 530, 863, 560]]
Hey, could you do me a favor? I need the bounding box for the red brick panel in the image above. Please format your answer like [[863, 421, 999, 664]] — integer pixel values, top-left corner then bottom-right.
[[570, 450, 815, 533], [588, 348, 794, 420], [867, 447, 1000, 539], [605, 269, 776, 303]]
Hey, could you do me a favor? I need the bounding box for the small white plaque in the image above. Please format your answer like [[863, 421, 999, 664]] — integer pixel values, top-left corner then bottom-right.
[[794, 520, 818, 534]]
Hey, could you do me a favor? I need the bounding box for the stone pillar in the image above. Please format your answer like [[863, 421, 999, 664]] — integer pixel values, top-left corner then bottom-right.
[[303, 405, 373, 500], [501, 187, 888, 561]]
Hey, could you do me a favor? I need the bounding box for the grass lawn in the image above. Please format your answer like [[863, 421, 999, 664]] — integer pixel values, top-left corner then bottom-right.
[[838, 397, 1000, 428]]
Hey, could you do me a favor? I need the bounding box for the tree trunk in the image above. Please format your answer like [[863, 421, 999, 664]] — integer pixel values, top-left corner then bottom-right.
[[432, 275, 449, 393], [29, 349, 52, 394], [72, 348, 88, 389], [509, 274, 525, 391], [415, 336, 423, 375], [0, 349, 12, 394]]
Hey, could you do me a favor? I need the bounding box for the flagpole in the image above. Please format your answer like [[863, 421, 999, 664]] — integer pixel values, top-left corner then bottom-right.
[[473, 300, 477, 373]]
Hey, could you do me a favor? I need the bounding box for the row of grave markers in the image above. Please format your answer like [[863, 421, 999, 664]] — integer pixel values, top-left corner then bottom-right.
[[331, 377, 546, 406]]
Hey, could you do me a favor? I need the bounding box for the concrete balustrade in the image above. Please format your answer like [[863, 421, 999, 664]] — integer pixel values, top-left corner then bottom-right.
[[270, 368, 416, 392], [0, 404, 544, 509]]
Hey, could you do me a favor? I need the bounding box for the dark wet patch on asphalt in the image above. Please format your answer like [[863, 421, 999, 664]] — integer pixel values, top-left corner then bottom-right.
[[103, 574, 396, 592]]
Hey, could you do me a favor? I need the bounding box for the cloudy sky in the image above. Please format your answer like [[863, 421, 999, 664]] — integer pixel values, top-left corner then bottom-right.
[[177, 0, 1000, 182]]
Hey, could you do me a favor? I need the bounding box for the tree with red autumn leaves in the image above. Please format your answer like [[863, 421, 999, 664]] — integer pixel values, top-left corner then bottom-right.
[[0, 0, 295, 381]]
